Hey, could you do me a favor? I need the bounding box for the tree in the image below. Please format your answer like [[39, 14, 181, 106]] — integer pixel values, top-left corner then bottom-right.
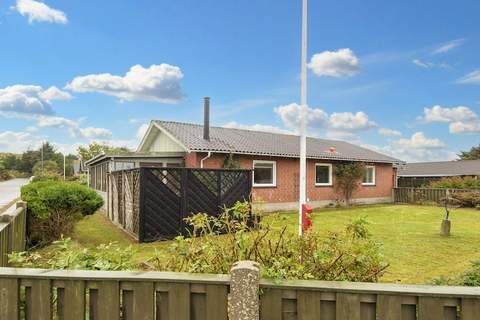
[[17, 142, 77, 176], [77, 142, 131, 161], [459, 144, 480, 160], [223, 153, 240, 169], [33, 160, 61, 178], [334, 162, 365, 206]]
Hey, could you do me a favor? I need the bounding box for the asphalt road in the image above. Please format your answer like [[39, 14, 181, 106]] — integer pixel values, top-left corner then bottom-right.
[[0, 178, 29, 213]]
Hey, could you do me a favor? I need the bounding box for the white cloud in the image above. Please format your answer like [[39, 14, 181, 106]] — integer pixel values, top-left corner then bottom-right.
[[78, 127, 112, 139], [308, 48, 360, 77], [274, 103, 376, 138], [222, 121, 292, 135], [395, 132, 445, 149], [384, 132, 455, 162], [419, 105, 480, 134], [378, 127, 402, 137], [0, 130, 43, 153], [412, 59, 433, 68], [66, 64, 184, 103], [432, 38, 465, 55], [39, 86, 72, 101], [449, 121, 480, 134], [456, 70, 480, 85], [136, 123, 149, 140], [36, 115, 78, 128], [420, 105, 477, 123], [329, 111, 376, 131], [274, 103, 328, 130], [0, 85, 70, 115], [15, 0, 67, 24]]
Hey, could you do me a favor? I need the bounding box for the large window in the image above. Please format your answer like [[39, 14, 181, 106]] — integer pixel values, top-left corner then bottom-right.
[[315, 163, 332, 186], [253, 160, 276, 187], [363, 165, 376, 185]]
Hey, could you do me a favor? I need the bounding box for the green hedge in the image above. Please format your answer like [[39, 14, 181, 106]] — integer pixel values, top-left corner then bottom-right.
[[21, 181, 103, 246]]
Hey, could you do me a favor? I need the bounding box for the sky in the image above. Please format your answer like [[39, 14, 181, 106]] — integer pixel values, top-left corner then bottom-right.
[[0, 0, 479, 162]]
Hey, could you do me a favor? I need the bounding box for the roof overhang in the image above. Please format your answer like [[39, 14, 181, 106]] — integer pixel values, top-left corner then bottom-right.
[[85, 152, 185, 167]]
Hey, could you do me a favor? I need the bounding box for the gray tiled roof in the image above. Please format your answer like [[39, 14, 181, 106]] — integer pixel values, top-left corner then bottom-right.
[[398, 160, 480, 177], [154, 120, 401, 164]]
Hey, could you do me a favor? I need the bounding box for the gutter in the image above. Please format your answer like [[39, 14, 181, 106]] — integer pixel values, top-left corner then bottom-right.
[[200, 151, 212, 168]]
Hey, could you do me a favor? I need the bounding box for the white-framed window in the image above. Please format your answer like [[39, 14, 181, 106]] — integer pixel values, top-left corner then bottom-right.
[[315, 163, 332, 186], [253, 160, 276, 187], [362, 165, 376, 186]]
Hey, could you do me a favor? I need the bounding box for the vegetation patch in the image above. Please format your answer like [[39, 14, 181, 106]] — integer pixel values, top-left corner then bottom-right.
[[21, 181, 103, 247]]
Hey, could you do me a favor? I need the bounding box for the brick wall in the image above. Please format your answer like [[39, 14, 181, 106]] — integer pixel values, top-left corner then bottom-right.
[[186, 152, 394, 204]]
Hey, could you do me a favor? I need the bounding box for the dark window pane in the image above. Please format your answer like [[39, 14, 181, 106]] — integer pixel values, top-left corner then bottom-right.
[[316, 165, 330, 184], [254, 164, 273, 185]]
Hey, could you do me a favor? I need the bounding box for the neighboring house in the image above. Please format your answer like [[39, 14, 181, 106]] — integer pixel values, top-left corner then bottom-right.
[[85, 152, 184, 192], [397, 160, 480, 187], [136, 102, 401, 211]]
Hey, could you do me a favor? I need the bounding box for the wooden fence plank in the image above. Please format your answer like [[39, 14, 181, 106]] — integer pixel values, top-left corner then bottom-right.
[[27, 279, 51, 320], [361, 302, 376, 320], [168, 283, 190, 320], [156, 291, 169, 320], [297, 291, 320, 320], [418, 297, 444, 320], [0, 278, 19, 320], [377, 295, 402, 320], [131, 282, 154, 320], [63, 280, 85, 320], [462, 298, 480, 320], [260, 288, 282, 320], [191, 293, 206, 320], [122, 290, 134, 320], [95, 281, 120, 320], [336, 293, 361, 320], [206, 284, 228, 320]]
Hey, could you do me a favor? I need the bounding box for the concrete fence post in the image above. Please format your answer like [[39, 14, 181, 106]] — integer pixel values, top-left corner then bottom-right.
[[228, 260, 260, 320]]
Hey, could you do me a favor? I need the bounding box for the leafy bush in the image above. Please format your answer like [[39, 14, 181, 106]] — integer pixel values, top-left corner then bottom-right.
[[431, 260, 480, 286], [451, 191, 480, 208], [21, 181, 103, 246], [429, 176, 480, 190], [9, 237, 136, 271], [149, 202, 388, 281], [334, 162, 365, 206]]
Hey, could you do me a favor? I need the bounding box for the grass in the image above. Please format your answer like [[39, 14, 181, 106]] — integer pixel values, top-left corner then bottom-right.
[[63, 204, 480, 284]]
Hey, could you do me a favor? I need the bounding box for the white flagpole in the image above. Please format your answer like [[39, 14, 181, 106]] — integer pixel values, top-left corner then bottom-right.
[[298, 0, 308, 237]]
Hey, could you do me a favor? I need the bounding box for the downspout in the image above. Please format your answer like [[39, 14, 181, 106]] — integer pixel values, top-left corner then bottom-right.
[[200, 151, 212, 168]]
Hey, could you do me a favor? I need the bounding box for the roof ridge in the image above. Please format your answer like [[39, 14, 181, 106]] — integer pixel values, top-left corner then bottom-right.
[[154, 119, 343, 142]]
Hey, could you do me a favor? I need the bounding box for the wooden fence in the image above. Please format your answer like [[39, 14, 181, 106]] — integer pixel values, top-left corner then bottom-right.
[[393, 187, 479, 205], [1, 264, 480, 320], [0, 202, 27, 267]]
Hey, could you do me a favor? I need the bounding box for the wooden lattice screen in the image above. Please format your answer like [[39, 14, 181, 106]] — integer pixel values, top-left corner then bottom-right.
[[107, 167, 252, 242]]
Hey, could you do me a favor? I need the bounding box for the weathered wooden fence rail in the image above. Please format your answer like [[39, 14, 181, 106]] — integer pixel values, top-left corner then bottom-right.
[[1, 261, 480, 320], [0, 202, 27, 267], [393, 187, 479, 205]]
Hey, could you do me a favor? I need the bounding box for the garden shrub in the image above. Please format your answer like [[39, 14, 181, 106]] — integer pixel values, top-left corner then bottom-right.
[[431, 260, 480, 286], [429, 176, 480, 190], [451, 191, 480, 208], [9, 237, 136, 271], [149, 201, 388, 282], [21, 181, 103, 247]]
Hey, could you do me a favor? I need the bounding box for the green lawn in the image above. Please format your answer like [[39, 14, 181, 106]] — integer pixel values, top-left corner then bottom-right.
[[68, 204, 480, 284]]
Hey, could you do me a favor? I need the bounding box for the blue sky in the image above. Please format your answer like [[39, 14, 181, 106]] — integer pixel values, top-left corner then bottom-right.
[[0, 0, 479, 161]]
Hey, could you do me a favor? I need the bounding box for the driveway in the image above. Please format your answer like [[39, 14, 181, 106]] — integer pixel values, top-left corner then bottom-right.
[[0, 178, 29, 213]]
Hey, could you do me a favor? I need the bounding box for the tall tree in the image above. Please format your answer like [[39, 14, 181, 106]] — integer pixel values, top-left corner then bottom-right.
[[459, 144, 480, 160], [77, 142, 131, 161], [334, 162, 365, 206]]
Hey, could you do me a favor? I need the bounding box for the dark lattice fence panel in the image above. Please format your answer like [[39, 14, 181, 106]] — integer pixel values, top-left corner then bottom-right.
[[139, 168, 252, 242], [141, 168, 184, 242], [106, 167, 252, 242]]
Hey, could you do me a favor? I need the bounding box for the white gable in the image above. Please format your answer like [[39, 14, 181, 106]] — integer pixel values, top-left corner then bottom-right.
[[138, 123, 187, 153]]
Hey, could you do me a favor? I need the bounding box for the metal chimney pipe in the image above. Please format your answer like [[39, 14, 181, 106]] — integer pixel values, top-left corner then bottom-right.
[[203, 97, 210, 140]]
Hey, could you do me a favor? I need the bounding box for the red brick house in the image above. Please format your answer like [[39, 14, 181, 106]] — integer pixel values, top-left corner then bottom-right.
[[137, 119, 402, 212]]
